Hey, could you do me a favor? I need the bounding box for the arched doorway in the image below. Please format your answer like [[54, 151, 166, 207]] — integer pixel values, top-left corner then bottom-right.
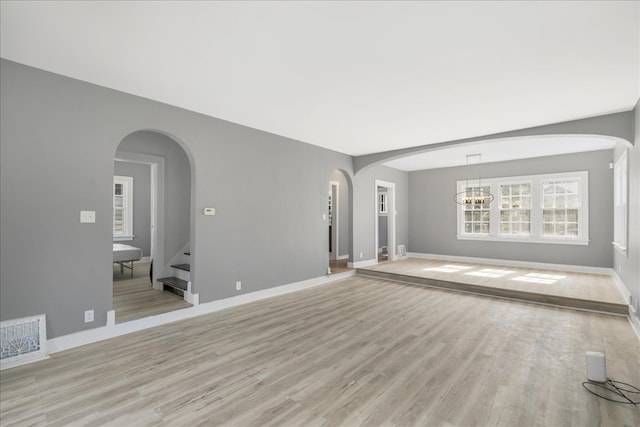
[[328, 169, 353, 274], [111, 130, 195, 323]]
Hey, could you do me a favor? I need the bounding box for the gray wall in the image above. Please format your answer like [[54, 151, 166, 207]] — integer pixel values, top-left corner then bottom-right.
[[113, 160, 151, 256], [408, 150, 614, 268], [0, 59, 409, 338], [329, 170, 350, 258], [117, 131, 191, 266], [614, 102, 640, 317], [352, 165, 409, 262]]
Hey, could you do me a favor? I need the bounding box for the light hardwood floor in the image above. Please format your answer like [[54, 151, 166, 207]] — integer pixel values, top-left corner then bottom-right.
[[360, 258, 628, 315], [2, 276, 638, 426], [113, 262, 192, 323]]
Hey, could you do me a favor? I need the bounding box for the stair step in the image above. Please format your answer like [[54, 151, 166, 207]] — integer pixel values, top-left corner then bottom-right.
[[184, 252, 191, 256], [158, 276, 188, 291], [172, 263, 191, 272]]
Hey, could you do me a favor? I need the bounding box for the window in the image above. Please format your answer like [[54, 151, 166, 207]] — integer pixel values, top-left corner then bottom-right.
[[500, 183, 531, 236], [457, 171, 588, 245], [462, 185, 490, 234], [113, 175, 133, 241], [542, 179, 580, 237], [379, 192, 387, 214], [613, 150, 628, 254]]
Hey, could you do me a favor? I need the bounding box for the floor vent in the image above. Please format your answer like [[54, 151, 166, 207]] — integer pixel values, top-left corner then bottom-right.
[[1, 314, 48, 370]]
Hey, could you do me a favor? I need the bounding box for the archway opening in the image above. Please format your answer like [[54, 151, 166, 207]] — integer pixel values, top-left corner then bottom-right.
[[111, 130, 194, 323], [328, 169, 353, 274]]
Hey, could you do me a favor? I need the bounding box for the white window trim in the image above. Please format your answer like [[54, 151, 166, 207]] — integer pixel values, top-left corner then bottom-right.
[[456, 171, 589, 245], [113, 175, 134, 241], [612, 150, 628, 255]]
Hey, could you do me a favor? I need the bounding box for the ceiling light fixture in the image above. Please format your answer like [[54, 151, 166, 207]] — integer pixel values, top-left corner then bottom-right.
[[453, 154, 495, 206]]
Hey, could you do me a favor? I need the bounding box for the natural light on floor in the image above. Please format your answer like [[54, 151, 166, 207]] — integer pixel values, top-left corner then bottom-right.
[[464, 268, 515, 278], [424, 264, 474, 273], [512, 273, 567, 285]]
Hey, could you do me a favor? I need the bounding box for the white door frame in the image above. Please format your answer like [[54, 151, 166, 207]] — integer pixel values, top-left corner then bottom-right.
[[115, 151, 165, 289], [374, 180, 396, 263], [329, 181, 340, 260]]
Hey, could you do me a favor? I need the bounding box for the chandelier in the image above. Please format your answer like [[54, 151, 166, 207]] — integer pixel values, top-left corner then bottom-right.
[[453, 154, 495, 206]]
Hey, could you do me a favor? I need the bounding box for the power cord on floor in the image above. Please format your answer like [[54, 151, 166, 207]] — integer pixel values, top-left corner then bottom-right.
[[582, 378, 640, 406]]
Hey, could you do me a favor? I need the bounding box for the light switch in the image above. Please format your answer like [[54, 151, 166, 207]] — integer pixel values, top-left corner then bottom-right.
[[203, 208, 216, 216], [80, 210, 96, 223]]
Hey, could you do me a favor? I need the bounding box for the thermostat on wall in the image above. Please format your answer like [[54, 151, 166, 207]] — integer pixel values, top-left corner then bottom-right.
[[203, 208, 216, 216]]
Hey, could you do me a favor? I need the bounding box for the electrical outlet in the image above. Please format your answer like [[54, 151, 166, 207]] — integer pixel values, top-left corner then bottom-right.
[[236, 281, 241, 291], [360, 252, 363, 259], [84, 310, 94, 323]]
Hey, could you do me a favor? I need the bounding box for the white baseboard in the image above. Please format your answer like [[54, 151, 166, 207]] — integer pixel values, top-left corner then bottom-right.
[[337, 255, 349, 260], [348, 259, 378, 268], [47, 271, 355, 355], [611, 270, 631, 304], [135, 257, 151, 263], [406, 252, 612, 275]]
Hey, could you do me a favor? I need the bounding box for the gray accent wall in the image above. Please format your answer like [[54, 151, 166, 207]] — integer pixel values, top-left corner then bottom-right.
[[114, 160, 151, 256], [408, 150, 614, 268], [0, 59, 408, 338], [614, 102, 640, 318]]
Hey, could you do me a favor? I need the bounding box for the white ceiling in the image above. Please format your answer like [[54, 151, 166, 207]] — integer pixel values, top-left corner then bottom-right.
[[1, 1, 638, 167]]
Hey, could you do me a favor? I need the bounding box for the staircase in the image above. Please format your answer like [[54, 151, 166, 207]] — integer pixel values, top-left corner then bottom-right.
[[158, 251, 192, 300]]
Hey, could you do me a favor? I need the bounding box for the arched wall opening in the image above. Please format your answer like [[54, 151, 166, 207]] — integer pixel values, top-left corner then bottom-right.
[[111, 129, 196, 322], [327, 169, 354, 273]]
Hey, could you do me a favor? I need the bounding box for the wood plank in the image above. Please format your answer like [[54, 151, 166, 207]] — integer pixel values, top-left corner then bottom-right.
[[1, 276, 638, 426]]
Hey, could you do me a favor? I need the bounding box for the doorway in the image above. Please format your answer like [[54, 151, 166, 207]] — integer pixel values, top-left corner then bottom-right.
[[112, 130, 194, 323], [375, 180, 396, 264], [328, 170, 352, 274]]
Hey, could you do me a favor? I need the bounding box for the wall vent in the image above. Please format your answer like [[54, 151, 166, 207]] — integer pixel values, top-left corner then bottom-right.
[[1, 314, 48, 370]]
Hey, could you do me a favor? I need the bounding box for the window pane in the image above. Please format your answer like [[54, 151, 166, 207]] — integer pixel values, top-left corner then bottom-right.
[[543, 196, 554, 208], [501, 198, 510, 209], [544, 223, 554, 235], [567, 210, 578, 222], [543, 184, 554, 194], [555, 195, 565, 208], [501, 186, 510, 196], [114, 183, 122, 196], [556, 223, 565, 235], [501, 223, 510, 233], [566, 181, 578, 194], [567, 194, 579, 208], [465, 223, 472, 233], [520, 184, 530, 195]]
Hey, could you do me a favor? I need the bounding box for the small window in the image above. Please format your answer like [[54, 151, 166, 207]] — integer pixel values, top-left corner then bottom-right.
[[379, 192, 387, 214], [113, 176, 133, 241]]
